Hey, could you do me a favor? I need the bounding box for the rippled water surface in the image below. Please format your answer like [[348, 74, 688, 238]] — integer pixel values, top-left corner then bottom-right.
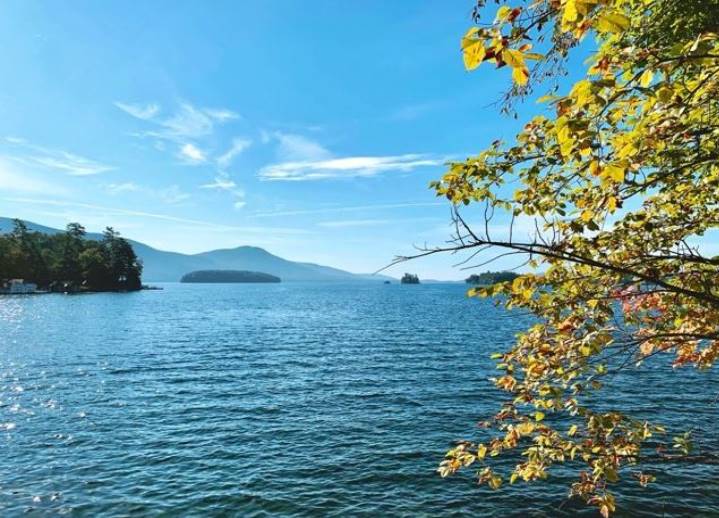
[[1, 283, 718, 516]]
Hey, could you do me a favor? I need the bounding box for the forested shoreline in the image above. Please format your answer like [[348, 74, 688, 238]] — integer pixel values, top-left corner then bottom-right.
[[0, 219, 143, 292]]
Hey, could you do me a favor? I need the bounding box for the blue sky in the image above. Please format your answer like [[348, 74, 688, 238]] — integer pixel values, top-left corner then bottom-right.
[[0, 1, 553, 279]]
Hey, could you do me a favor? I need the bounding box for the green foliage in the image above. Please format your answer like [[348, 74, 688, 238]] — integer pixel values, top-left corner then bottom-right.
[[0, 220, 143, 292], [433, 0, 719, 514]]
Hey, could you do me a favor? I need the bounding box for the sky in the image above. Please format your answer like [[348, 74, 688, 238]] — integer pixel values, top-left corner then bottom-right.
[[0, 0, 561, 279]]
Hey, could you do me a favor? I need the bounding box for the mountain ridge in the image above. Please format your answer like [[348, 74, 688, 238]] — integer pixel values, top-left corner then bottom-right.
[[0, 217, 394, 283]]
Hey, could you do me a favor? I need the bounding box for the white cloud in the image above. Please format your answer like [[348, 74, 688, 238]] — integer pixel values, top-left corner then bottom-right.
[[179, 143, 207, 163], [389, 101, 440, 122], [1, 197, 305, 235], [217, 137, 252, 169], [200, 172, 245, 209], [201, 172, 236, 190], [114, 101, 160, 120], [318, 219, 393, 228], [259, 154, 443, 181], [106, 182, 141, 194], [0, 159, 70, 195], [249, 201, 445, 218], [158, 185, 191, 204], [204, 108, 240, 122], [273, 132, 331, 161], [117, 101, 238, 142], [2, 138, 112, 176]]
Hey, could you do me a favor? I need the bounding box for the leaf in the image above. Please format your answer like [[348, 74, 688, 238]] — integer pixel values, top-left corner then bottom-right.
[[607, 196, 617, 212], [461, 30, 487, 71], [568, 424, 578, 436], [478, 443, 487, 460], [495, 6, 512, 22], [563, 0, 579, 25], [640, 69, 654, 87], [534, 411, 545, 422], [503, 49, 525, 69], [512, 66, 529, 86], [604, 164, 625, 183], [596, 12, 630, 34]]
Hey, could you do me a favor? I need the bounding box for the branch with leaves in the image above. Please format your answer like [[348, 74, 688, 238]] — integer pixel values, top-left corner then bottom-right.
[[406, 0, 719, 515]]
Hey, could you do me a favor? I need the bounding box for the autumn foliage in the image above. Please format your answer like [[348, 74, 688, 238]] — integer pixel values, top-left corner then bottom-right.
[[430, 0, 719, 515]]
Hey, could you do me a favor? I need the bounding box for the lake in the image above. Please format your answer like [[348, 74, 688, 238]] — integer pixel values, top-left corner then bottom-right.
[[1, 283, 717, 516]]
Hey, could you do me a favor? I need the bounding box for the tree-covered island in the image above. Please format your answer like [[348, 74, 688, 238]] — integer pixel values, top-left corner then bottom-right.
[[0, 219, 143, 293], [465, 271, 519, 285], [400, 273, 420, 284], [180, 270, 281, 283]]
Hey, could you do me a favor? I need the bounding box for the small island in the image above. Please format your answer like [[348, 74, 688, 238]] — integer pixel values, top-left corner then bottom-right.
[[465, 271, 519, 285], [400, 273, 420, 284], [180, 270, 281, 283]]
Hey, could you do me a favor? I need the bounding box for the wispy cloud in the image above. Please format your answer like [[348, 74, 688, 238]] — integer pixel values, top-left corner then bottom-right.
[[114, 101, 160, 120], [158, 185, 191, 204], [104, 182, 191, 205], [116, 101, 239, 141], [0, 158, 70, 195], [1, 197, 307, 235], [201, 172, 236, 190], [217, 137, 252, 169], [389, 101, 442, 122], [178, 143, 207, 164], [204, 108, 239, 122], [200, 172, 245, 209], [273, 132, 331, 161], [259, 154, 444, 181], [318, 216, 442, 229], [249, 201, 445, 218], [106, 182, 141, 195], [318, 219, 393, 228], [2, 137, 112, 176]]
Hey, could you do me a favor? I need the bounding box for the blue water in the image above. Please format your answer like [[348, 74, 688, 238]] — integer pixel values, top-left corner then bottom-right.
[[1, 283, 717, 516]]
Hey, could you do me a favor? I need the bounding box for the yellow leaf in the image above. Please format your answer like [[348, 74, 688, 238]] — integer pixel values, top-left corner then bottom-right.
[[512, 66, 529, 86], [460, 28, 479, 49], [581, 209, 594, 223], [607, 196, 617, 212], [503, 49, 525, 69], [605, 164, 625, 182], [640, 69, 654, 87], [495, 6, 511, 22], [461, 28, 486, 71], [596, 12, 630, 34], [568, 424, 578, 436], [463, 41, 486, 71], [563, 0, 578, 25], [534, 411, 545, 422], [478, 443, 487, 460]]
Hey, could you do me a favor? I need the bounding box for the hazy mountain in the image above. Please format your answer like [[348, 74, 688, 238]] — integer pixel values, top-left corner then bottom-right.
[[0, 218, 393, 283]]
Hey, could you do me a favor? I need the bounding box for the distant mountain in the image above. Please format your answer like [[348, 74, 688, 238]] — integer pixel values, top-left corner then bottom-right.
[[0, 217, 393, 283]]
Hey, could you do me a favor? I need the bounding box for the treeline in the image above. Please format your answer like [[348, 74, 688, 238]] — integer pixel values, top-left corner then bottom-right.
[[0, 219, 143, 292], [465, 271, 519, 285]]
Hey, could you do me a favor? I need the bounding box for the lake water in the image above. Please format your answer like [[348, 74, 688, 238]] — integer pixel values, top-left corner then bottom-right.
[[1, 283, 717, 516]]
